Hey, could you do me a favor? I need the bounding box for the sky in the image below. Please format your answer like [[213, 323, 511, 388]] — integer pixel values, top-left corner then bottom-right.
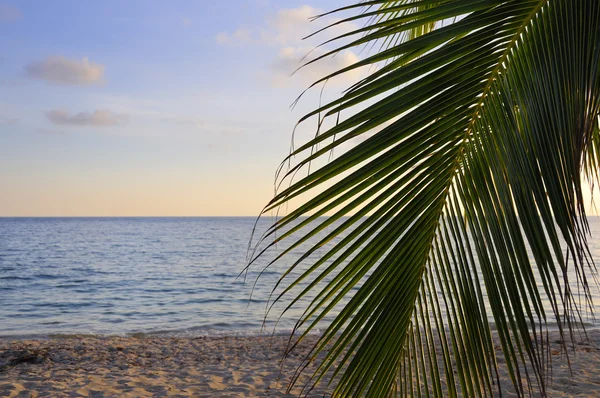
[[0, 0, 361, 216], [1, 1, 598, 217]]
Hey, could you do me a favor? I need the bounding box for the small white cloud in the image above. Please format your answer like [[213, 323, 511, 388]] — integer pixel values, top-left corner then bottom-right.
[[216, 6, 321, 46], [0, 3, 20, 22], [45, 109, 128, 127], [217, 5, 358, 47], [264, 5, 320, 45], [217, 5, 363, 88], [270, 46, 363, 87], [25, 56, 105, 85]]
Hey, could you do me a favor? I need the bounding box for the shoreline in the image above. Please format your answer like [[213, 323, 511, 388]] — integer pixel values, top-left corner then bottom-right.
[[2, 320, 598, 342], [0, 329, 325, 342], [1, 331, 600, 397]]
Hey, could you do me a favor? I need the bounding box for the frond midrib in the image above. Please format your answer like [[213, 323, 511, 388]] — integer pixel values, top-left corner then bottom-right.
[[403, 3, 550, 395], [423, 0, 549, 270], [462, 0, 548, 144]]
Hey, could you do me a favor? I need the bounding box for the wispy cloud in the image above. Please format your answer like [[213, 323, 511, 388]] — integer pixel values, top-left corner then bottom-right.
[[216, 5, 356, 47], [216, 5, 320, 46], [45, 109, 128, 127], [0, 3, 20, 22], [262, 5, 321, 45], [217, 5, 364, 88], [25, 56, 105, 85], [270, 46, 362, 87]]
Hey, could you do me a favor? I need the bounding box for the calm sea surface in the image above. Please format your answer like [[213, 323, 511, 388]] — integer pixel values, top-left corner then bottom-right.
[[1, 217, 600, 338]]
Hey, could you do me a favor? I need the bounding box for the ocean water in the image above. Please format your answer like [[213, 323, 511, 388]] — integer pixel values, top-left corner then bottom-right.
[[1, 217, 600, 338]]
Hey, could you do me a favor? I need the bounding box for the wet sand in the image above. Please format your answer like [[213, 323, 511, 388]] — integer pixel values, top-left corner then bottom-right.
[[1, 331, 599, 397]]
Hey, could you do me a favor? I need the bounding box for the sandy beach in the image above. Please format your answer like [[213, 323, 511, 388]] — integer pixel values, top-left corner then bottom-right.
[[0, 334, 329, 397], [1, 330, 600, 397]]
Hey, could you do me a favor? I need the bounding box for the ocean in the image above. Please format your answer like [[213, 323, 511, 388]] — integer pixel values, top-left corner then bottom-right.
[[1, 217, 600, 338]]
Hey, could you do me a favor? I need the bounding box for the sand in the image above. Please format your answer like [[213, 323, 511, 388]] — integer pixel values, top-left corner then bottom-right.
[[1, 330, 600, 397], [0, 334, 327, 397]]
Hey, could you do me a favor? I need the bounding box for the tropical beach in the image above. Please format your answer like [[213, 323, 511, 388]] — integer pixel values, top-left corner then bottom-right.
[[2, 0, 600, 396], [1, 331, 600, 397]]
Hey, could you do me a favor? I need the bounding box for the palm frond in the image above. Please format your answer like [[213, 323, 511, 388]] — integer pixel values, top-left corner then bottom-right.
[[252, 0, 600, 396]]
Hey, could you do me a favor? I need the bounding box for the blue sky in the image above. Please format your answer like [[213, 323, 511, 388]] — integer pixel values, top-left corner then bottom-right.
[[0, 0, 360, 216]]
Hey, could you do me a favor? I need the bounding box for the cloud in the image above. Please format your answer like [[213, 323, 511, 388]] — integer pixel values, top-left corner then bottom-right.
[[270, 46, 363, 87], [0, 3, 20, 22], [263, 5, 320, 45], [45, 109, 128, 127], [217, 5, 364, 88], [215, 6, 321, 46], [25, 56, 105, 85], [216, 5, 357, 47]]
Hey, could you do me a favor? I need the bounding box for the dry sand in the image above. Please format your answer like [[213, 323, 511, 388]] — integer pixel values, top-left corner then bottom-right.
[[0, 334, 326, 398], [1, 330, 599, 397]]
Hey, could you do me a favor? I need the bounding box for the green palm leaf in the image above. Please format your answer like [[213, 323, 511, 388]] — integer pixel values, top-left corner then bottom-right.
[[251, 0, 600, 396]]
